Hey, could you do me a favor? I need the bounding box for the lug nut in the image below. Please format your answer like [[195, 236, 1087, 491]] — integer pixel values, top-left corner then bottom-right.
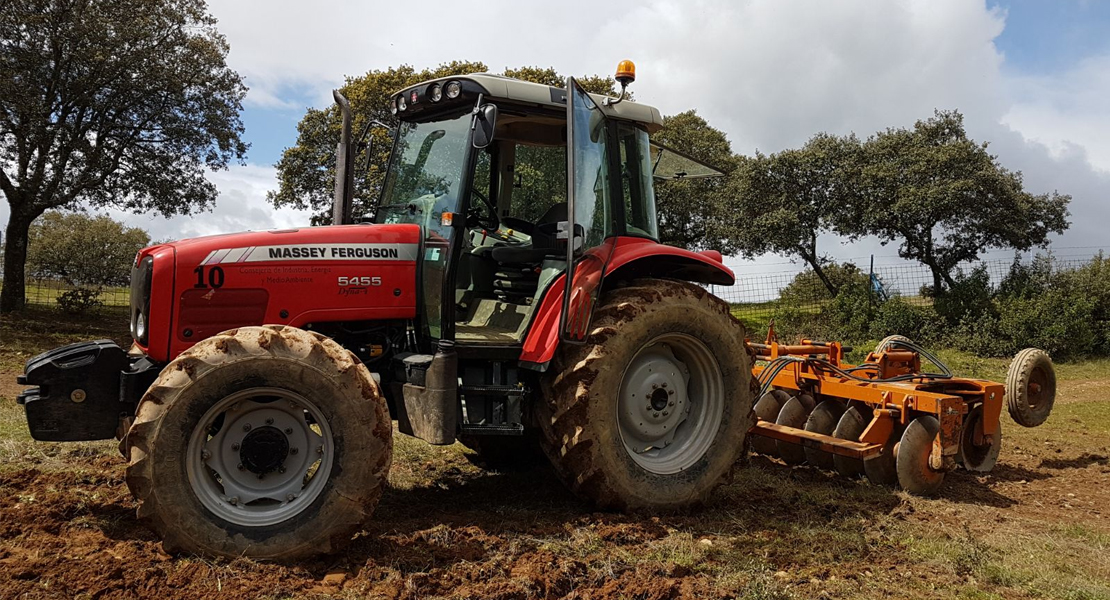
[[231, 442, 240, 451], [228, 496, 239, 505], [668, 389, 675, 396], [661, 382, 668, 388], [284, 427, 293, 435], [278, 466, 286, 474], [265, 417, 274, 425], [201, 449, 211, 460], [652, 383, 659, 389], [316, 445, 324, 454], [237, 463, 245, 471], [653, 412, 660, 418], [290, 447, 299, 455], [668, 401, 675, 407], [242, 423, 252, 432], [257, 473, 265, 480], [286, 494, 296, 502], [663, 411, 670, 416]]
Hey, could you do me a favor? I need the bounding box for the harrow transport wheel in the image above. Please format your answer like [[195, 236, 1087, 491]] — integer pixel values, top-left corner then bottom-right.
[[804, 400, 846, 469], [538, 279, 754, 510], [1006, 348, 1056, 428], [863, 423, 902, 486], [774, 395, 814, 465], [752, 391, 786, 456], [124, 326, 392, 560], [832, 404, 870, 478], [874, 335, 912, 354], [958, 405, 1001, 473], [896, 416, 945, 496]]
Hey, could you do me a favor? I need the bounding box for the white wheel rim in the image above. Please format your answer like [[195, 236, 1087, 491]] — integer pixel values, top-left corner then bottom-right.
[[186, 387, 334, 527], [617, 333, 725, 475]]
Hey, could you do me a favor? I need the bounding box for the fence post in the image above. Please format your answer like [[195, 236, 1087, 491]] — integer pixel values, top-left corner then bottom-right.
[[868, 254, 875, 316]]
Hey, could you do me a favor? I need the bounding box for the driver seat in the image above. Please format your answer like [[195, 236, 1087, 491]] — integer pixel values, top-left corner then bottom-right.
[[489, 204, 567, 304]]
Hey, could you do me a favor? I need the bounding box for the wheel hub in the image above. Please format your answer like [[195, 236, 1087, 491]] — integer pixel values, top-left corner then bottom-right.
[[619, 342, 690, 452], [616, 334, 726, 475], [240, 426, 289, 475], [186, 387, 333, 527]]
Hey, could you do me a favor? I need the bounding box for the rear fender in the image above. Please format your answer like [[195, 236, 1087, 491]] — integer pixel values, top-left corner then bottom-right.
[[519, 237, 733, 369]]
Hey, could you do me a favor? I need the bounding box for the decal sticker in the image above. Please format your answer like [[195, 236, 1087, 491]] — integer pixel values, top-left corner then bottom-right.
[[200, 243, 418, 264]]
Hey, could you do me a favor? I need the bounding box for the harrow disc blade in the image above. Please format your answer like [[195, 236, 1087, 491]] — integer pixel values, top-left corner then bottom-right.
[[752, 392, 784, 456], [803, 400, 846, 469], [832, 405, 870, 478], [774, 396, 811, 465]]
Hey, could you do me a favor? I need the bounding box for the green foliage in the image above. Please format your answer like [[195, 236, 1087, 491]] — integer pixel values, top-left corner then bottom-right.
[[856, 110, 1070, 293], [779, 262, 869, 303], [1, 0, 247, 313], [651, 111, 737, 250], [26, 212, 151, 288], [727, 133, 862, 294], [933, 266, 995, 326], [270, 63, 618, 225], [56, 288, 104, 314]]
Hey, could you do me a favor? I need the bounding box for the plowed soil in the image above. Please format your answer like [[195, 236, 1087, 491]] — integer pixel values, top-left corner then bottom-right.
[[2, 309, 1109, 599]]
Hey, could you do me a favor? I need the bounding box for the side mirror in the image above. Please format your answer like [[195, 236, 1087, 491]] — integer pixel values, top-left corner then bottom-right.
[[471, 104, 498, 149]]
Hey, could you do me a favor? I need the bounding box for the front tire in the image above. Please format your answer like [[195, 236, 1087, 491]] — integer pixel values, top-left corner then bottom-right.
[[124, 326, 392, 560], [538, 279, 754, 510]]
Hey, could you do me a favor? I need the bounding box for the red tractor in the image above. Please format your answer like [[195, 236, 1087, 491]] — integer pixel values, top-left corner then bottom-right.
[[17, 63, 755, 559]]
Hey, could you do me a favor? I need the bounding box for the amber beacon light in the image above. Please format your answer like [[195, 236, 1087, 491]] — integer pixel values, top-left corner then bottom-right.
[[605, 60, 637, 106]]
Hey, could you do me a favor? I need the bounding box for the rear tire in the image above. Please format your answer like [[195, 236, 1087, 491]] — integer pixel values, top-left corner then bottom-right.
[[537, 279, 754, 510], [124, 326, 391, 560]]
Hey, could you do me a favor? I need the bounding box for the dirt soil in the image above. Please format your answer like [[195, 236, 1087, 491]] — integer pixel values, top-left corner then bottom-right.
[[2, 310, 1109, 599]]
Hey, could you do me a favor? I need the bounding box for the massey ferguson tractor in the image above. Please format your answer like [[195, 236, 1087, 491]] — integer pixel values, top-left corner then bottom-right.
[[16, 61, 1055, 561]]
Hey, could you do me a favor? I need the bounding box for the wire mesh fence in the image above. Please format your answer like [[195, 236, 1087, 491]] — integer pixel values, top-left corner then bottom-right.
[[0, 277, 129, 310], [714, 257, 1098, 324]]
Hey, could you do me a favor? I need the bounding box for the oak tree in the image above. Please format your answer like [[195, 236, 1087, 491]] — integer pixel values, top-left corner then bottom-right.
[[0, 0, 247, 312]]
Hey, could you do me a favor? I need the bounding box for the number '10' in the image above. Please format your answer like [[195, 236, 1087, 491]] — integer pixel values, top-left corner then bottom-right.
[[194, 265, 225, 289]]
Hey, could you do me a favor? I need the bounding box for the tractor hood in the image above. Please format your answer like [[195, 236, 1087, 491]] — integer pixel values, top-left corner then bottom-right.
[[135, 224, 422, 362]]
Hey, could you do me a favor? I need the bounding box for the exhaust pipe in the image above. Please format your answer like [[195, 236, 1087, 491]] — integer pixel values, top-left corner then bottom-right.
[[332, 90, 355, 226]]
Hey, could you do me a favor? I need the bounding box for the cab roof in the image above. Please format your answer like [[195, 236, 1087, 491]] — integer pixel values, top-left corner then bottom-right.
[[392, 73, 665, 133]]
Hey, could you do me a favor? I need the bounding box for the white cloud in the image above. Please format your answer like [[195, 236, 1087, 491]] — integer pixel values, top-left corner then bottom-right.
[[4, 0, 1108, 277]]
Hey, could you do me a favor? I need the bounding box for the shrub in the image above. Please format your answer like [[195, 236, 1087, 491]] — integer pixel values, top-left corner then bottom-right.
[[933, 266, 994, 326], [868, 297, 940, 344], [779, 262, 870, 304], [56, 287, 104, 313]]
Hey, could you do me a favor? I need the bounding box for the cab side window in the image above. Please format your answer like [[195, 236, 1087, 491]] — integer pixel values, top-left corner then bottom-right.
[[508, 145, 566, 223]]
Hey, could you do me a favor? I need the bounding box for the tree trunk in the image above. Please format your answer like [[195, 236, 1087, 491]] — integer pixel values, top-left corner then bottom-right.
[[0, 214, 32, 313], [808, 258, 839, 297], [929, 265, 945, 297]]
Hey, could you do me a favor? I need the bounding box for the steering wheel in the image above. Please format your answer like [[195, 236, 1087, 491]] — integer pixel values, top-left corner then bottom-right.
[[467, 187, 499, 231]]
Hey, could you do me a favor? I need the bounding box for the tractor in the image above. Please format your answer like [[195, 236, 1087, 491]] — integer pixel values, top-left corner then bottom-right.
[[17, 62, 756, 559], [15, 61, 1058, 561]]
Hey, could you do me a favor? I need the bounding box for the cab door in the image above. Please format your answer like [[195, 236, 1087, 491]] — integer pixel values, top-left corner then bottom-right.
[[560, 77, 617, 342]]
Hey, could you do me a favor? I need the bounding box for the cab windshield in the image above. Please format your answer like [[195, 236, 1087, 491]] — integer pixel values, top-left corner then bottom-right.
[[377, 112, 473, 228], [377, 111, 473, 340]]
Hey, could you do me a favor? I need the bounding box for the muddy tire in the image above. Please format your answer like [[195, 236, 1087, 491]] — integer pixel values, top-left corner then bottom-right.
[[1005, 348, 1056, 428], [124, 325, 391, 560], [537, 279, 754, 510]]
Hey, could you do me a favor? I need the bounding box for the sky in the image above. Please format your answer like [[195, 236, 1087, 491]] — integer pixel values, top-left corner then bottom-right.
[[4, 0, 1110, 277]]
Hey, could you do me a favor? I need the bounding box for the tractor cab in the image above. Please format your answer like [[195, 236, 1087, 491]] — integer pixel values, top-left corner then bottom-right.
[[367, 68, 720, 355]]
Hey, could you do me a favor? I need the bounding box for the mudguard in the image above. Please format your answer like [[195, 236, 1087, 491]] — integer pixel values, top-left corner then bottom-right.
[[520, 236, 733, 369]]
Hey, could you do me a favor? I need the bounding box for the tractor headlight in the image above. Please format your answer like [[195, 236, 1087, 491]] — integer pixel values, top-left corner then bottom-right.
[[445, 80, 461, 99], [398, 95, 407, 111], [130, 255, 153, 345], [135, 311, 146, 341], [430, 84, 443, 102], [390, 97, 398, 115]]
